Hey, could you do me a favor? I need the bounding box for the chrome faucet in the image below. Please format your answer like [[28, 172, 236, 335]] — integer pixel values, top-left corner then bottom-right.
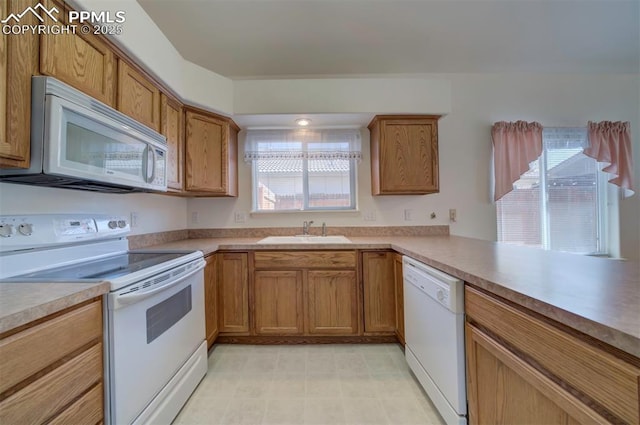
[[302, 220, 314, 235]]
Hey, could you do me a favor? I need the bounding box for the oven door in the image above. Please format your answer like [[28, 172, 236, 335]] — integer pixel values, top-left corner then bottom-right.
[[106, 259, 205, 425]]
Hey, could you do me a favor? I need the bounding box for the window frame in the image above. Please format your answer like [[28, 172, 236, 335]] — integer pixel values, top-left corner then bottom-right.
[[497, 129, 608, 255], [250, 147, 358, 213]]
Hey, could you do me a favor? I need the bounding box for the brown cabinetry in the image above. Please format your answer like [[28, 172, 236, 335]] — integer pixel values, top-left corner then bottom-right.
[[369, 115, 440, 195], [204, 254, 218, 347], [252, 251, 358, 336], [0, 0, 39, 169], [218, 252, 249, 334], [117, 60, 161, 132], [40, 0, 115, 106], [184, 108, 239, 196], [161, 93, 184, 191], [0, 299, 104, 424], [254, 270, 304, 335], [465, 286, 640, 424], [393, 253, 405, 345], [306, 270, 358, 335], [362, 251, 396, 333]]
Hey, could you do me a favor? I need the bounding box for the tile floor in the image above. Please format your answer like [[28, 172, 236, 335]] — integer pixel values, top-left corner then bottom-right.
[[173, 343, 445, 425]]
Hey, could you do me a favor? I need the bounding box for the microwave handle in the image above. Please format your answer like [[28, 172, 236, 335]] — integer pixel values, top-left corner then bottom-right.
[[145, 145, 156, 183]]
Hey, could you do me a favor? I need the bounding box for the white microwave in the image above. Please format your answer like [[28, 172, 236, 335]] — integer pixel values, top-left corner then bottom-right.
[[0, 77, 167, 193]]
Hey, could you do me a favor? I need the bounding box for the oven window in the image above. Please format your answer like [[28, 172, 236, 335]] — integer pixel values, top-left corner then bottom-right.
[[146, 285, 192, 343]]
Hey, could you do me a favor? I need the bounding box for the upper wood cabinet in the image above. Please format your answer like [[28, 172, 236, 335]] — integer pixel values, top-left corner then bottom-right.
[[160, 93, 184, 191], [218, 252, 249, 334], [204, 255, 218, 348], [0, 0, 38, 169], [184, 108, 239, 196], [39, 0, 115, 106], [362, 251, 396, 333], [117, 60, 161, 132], [369, 115, 440, 195]]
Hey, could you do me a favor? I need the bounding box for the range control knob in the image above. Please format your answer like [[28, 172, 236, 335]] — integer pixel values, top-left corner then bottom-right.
[[0, 224, 15, 238], [108, 220, 118, 229], [18, 223, 34, 236], [436, 290, 445, 302], [117, 220, 127, 228]]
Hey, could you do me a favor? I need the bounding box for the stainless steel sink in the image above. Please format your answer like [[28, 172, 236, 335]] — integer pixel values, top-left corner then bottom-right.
[[256, 235, 352, 244]]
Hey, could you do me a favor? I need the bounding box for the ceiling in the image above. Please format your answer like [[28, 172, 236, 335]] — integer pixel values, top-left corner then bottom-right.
[[137, 0, 639, 78]]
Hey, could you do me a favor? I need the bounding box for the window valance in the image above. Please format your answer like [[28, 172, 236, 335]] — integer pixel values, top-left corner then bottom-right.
[[243, 128, 362, 162]]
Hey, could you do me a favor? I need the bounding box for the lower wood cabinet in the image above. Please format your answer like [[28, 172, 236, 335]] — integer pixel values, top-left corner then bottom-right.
[[254, 270, 304, 335], [252, 251, 358, 337], [306, 270, 358, 335], [362, 251, 396, 333], [204, 254, 218, 347], [465, 286, 640, 424], [217, 252, 249, 334], [393, 253, 405, 345], [0, 299, 104, 424]]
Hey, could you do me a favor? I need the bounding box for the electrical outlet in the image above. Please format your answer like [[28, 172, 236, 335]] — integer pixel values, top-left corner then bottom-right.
[[130, 212, 139, 228], [363, 211, 377, 221], [234, 211, 246, 223], [404, 209, 414, 221], [191, 212, 199, 224], [449, 209, 457, 222]]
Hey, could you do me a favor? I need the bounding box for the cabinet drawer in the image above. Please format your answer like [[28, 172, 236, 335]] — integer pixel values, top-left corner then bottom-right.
[[48, 383, 103, 425], [254, 251, 356, 269], [0, 300, 102, 394], [465, 286, 640, 424], [0, 342, 102, 424]]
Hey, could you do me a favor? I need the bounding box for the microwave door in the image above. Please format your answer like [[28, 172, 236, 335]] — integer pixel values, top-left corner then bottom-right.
[[44, 95, 157, 190]]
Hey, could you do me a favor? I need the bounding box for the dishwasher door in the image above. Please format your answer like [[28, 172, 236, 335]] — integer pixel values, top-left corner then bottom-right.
[[403, 257, 467, 425]]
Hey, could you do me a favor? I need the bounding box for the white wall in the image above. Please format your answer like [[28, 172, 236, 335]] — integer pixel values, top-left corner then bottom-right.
[[188, 73, 640, 260], [0, 183, 187, 235]]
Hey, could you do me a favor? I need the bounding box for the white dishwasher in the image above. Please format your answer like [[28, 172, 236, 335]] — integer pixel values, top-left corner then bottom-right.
[[403, 256, 467, 425]]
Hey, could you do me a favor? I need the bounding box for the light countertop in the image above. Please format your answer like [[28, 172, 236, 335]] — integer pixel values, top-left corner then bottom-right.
[[148, 235, 640, 358], [1, 235, 637, 359]]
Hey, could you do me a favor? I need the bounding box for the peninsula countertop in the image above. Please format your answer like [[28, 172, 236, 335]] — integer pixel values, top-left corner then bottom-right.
[[146, 235, 640, 358]]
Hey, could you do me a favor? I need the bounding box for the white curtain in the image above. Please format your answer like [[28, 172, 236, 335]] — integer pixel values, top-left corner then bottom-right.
[[243, 128, 362, 162]]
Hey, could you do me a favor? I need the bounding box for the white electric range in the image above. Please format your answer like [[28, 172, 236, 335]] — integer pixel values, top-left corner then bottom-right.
[[0, 214, 207, 425]]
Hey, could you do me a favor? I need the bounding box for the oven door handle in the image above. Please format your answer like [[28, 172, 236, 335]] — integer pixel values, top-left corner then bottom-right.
[[114, 260, 205, 307]]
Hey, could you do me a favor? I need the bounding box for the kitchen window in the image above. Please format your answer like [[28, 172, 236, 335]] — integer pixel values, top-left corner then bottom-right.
[[496, 127, 607, 255], [244, 128, 361, 212]]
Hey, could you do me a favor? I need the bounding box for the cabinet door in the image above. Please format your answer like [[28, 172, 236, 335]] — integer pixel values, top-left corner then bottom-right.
[[370, 116, 439, 195], [0, 0, 38, 168], [185, 110, 230, 194], [306, 270, 357, 335], [362, 251, 396, 333], [117, 60, 160, 132], [393, 253, 405, 344], [204, 255, 218, 347], [254, 271, 304, 335], [466, 323, 609, 425], [40, 0, 115, 106], [218, 253, 249, 333], [161, 94, 184, 191]]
